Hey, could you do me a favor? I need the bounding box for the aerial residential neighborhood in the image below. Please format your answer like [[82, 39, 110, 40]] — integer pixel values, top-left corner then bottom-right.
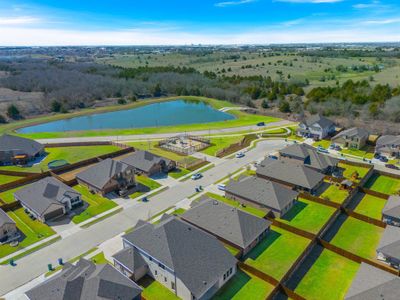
[[1, 1, 400, 300]]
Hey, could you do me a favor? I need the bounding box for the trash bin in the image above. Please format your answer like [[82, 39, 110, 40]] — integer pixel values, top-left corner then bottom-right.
[[58, 258, 64, 265], [48, 264, 53, 271]]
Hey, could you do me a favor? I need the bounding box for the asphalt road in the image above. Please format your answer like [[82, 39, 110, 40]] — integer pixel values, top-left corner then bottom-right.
[[0, 139, 289, 296]]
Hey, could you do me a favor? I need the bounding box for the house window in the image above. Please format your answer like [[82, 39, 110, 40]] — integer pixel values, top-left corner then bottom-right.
[[149, 257, 152, 261], [164, 277, 167, 282], [171, 282, 175, 290], [154, 270, 157, 275], [229, 267, 233, 275], [223, 274, 226, 280], [158, 263, 165, 269]]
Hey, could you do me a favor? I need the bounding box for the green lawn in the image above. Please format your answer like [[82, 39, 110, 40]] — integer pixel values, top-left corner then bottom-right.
[[354, 193, 387, 220], [206, 192, 267, 218], [171, 208, 186, 215], [0, 207, 56, 258], [364, 174, 400, 195], [0, 175, 23, 185], [294, 249, 360, 300], [0, 185, 25, 204], [71, 185, 118, 224], [340, 147, 374, 159], [319, 183, 350, 204], [244, 226, 310, 280], [129, 175, 162, 199], [313, 140, 331, 149], [223, 243, 241, 257], [277, 198, 336, 234], [330, 217, 384, 259], [201, 135, 244, 156], [213, 269, 275, 300], [90, 252, 110, 265], [168, 168, 191, 179], [338, 162, 370, 182], [0, 145, 120, 173], [141, 278, 180, 300]]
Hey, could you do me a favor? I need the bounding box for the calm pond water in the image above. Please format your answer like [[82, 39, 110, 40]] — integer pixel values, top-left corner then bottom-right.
[[18, 100, 235, 133]]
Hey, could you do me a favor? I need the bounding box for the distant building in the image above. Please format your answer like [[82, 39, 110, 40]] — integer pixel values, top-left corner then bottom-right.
[[181, 198, 272, 255], [14, 177, 82, 223], [382, 196, 400, 227], [120, 150, 176, 176], [345, 262, 400, 299], [114, 215, 237, 300], [0, 134, 44, 165], [279, 143, 338, 173], [225, 176, 299, 218], [0, 208, 17, 243], [25, 258, 142, 300], [76, 158, 135, 195], [331, 127, 369, 150], [376, 225, 400, 269], [297, 114, 335, 139], [256, 158, 325, 193], [375, 135, 400, 158]]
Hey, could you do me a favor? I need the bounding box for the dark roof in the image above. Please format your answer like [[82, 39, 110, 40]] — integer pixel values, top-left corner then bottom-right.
[[0, 208, 15, 227], [76, 159, 131, 190], [120, 150, 172, 173], [225, 176, 298, 211], [279, 143, 338, 171], [376, 135, 400, 148], [112, 247, 147, 273], [332, 127, 369, 141], [345, 263, 400, 300], [14, 177, 81, 217], [181, 198, 271, 249], [382, 196, 400, 219], [256, 158, 325, 190], [302, 114, 334, 128], [122, 215, 236, 299], [0, 134, 43, 157], [377, 225, 400, 260], [25, 258, 142, 300]]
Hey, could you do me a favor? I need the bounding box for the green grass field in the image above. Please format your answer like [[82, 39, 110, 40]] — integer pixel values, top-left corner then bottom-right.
[[71, 185, 118, 224], [364, 174, 400, 195], [90, 252, 110, 265], [0, 145, 120, 173], [0, 208, 56, 258], [0, 174, 23, 185], [0, 185, 25, 204], [313, 140, 331, 149], [129, 175, 162, 199], [353, 193, 387, 220], [206, 192, 267, 218], [319, 183, 350, 204], [340, 147, 374, 159], [201, 135, 245, 156], [294, 249, 360, 300], [244, 226, 310, 280], [213, 269, 275, 300], [338, 162, 370, 182], [277, 198, 336, 234], [140, 278, 180, 300], [330, 217, 384, 259]]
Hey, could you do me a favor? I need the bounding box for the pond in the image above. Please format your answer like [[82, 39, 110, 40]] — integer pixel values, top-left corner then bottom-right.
[[17, 100, 235, 133]]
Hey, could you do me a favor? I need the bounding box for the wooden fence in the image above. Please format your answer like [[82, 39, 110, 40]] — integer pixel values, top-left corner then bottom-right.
[[216, 134, 257, 158], [0, 170, 35, 177], [359, 187, 390, 200], [271, 219, 315, 240], [299, 192, 341, 209]]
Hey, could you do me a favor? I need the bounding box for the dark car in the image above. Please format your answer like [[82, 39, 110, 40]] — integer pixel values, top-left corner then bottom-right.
[[386, 164, 399, 170], [257, 122, 265, 126], [374, 153, 381, 159], [380, 156, 389, 162], [268, 155, 278, 160]]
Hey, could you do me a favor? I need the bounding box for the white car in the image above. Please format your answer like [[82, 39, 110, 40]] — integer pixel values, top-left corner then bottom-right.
[[217, 184, 226, 191], [235, 152, 245, 158], [191, 173, 203, 180]]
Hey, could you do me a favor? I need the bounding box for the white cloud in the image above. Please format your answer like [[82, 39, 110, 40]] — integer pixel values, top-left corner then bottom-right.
[[362, 18, 400, 25], [0, 16, 40, 25], [215, 0, 256, 8], [275, 0, 343, 3]]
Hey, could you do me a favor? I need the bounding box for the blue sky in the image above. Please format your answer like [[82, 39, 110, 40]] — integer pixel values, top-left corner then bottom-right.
[[0, 0, 399, 45]]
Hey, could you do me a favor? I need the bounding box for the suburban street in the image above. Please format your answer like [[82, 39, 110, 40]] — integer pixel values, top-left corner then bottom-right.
[[0, 139, 289, 296]]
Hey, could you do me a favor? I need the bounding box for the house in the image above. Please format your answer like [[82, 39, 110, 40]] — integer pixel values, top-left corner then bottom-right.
[[382, 196, 400, 227], [297, 114, 335, 139], [279, 143, 338, 173], [331, 127, 369, 149], [181, 198, 272, 255], [14, 177, 83, 223], [25, 258, 142, 300], [375, 135, 400, 158], [376, 225, 400, 269], [0, 134, 44, 165], [225, 176, 299, 218], [0, 208, 18, 243], [76, 158, 136, 196], [256, 158, 325, 193], [114, 215, 237, 300], [120, 150, 176, 176], [345, 262, 400, 300]]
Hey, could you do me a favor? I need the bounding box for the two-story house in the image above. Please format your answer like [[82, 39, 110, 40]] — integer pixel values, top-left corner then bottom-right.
[[376, 225, 400, 269], [382, 196, 400, 227], [331, 127, 369, 150], [0, 134, 44, 166], [297, 114, 335, 140], [375, 135, 400, 158], [0, 208, 18, 243]]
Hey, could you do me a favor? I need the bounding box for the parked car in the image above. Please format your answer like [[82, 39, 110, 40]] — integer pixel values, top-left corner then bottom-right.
[[334, 145, 342, 151], [317, 146, 329, 153], [257, 122, 265, 126], [379, 156, 389, 162], [142, 197, 149, 202], [191, 173, 203, 180], [329, 144, 336, 150], [386, 164, 399, 170], [217, 184, 226, 191], [235, 152, 245, 158], [268, 155, 278, 160]]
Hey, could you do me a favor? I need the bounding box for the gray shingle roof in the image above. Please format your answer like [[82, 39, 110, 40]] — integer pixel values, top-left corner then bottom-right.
[[0, 134, 43, 157], [181, 198, 271, 249], [256, 158, 325, 190], [112, 247, 147, 273], [76, 158, 131, 190], [25, 258, 142, 300], [279, 143, 338, 171], [122, 215, 236, 299], [120, 150, 171, 173], [345, 263, 400, 300], [225, 176, 298, 211], [14, 177, 81, 217], [376, 135, 400, 148], [382, 196, 400, 219], [0, 208, 15, 227], [302, 114, 334, 128], [332, 127, 369, 141], [377, 225, 400, 260]]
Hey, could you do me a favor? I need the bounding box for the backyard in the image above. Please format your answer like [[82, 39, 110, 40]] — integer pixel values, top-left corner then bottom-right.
[[140, 277, 180, 300], [319, 182, 350, 204], [244, 226, 310, 280], [129, 175, 162, 199], [329, 216, 384, 259], [71, 185, 118, 224], [353, 193, 387, 220], [364, 174, 400, 195], [277, 198, 336, 234], [294, 249, 360, 300], [338, 162, 370, 182], [213, 269, 275, 300], [0, 185, 25, 204], [0, 174, 23, 185]]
